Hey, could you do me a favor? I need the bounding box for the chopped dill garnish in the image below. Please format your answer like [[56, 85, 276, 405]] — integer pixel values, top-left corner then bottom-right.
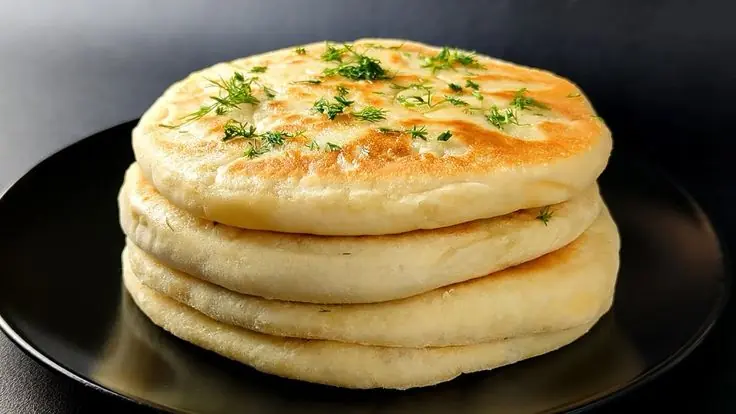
[[486, 105, 520, 129], [465, 79, 480, 90], [294, 79, 322, 85], [252, 79, 276, 99], [306, 140, 320, 150], [325, 142, 342, 152], [221, 120, 302, 158], [376, 125, 429, 140], [362, 42, 405, 50], [260, 130, 300, 147], [262, 86, 276, 99], [448, 83, 463, 92], [537, 206, 553, 225], [395, 83, 435, 108], [321, 42, 347, 62], [244, 145, 269, 159], [323, 44, 391, 81], [335, 95, 353, 107], [336, 85, 349, 96], [295, 47, 307, 55], [407, 125, 428, 140], [352, 106, 388, 122], [422, 47, 484, 73], [313, 92, 354, 120], [250, 66, 268, 73], [510, 88, 549, 111], [222, 120, 257, 142], [162, 72, 259, 128], [443, 95, 469, 106], [472, 90, 484, 101], [436, 130, 453, 141], [165, 217, 175, 231], [398, 94, 431, 108]]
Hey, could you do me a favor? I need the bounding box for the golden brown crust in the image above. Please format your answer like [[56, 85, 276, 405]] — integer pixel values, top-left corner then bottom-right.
[[133, 38, 612, 234]]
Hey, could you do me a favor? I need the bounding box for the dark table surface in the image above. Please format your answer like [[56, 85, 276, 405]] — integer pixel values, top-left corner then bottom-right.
[[1, 1, 735, 412]]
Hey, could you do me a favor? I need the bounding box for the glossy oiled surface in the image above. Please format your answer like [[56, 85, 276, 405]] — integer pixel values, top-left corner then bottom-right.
[[0, 122, 727, 413], [133, 39, 611, 235]]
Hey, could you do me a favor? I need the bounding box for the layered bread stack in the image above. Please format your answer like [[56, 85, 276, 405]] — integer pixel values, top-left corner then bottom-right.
[[118, 39, 619, 389]]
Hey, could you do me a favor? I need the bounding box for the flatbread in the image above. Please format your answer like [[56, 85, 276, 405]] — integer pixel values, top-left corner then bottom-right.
[[123, 266, 599, 390], [124, 208, 618, 347], [132, 38, 611, 235], [119, 162, 603, 303]]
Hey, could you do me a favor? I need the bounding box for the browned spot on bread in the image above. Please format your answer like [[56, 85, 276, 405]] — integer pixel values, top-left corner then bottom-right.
[[389, 53, 405, 64]]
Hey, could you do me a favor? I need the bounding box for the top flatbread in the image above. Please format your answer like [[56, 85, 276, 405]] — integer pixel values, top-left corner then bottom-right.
[[133, 38, 611, 235]]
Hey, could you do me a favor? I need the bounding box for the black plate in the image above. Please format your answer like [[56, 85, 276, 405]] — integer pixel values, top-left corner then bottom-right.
[[0, 121, 729, 414]]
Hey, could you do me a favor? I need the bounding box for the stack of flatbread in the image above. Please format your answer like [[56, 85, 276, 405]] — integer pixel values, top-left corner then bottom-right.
[[118, 39, 619, 389]]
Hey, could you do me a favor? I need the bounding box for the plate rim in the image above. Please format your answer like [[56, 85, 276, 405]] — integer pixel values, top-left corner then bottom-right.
[[0, 120, 731, 414]]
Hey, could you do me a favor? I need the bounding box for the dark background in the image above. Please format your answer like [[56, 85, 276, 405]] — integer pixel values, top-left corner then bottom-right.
[[1, 0, 735, 412]]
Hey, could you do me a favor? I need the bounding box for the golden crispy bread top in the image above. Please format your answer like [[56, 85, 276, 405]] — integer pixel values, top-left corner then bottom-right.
[[136, 38, 608, 183]]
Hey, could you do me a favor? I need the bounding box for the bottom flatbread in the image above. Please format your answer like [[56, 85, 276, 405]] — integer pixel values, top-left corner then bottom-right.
[[124, 267, 599, 390]]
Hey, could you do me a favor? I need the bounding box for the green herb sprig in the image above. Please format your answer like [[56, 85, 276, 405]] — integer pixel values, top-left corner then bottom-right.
[[422, 47, 484, 73], [392, 81, 434, 108], [537, 206, 553, 225], [510, 88, 549, 111], [323, 44, 391, 81], [377, 127, 401, 134], [222, 119, 257, 141], [352, 106, 388, 122], [486, 105, 520, 129], [407, 125, 429, 140], [464, 79, 484, 101], [325, 142, 342, 152], [244, 146, 269, 159], [436, 130, 453, 141], [161, 72, 259, 128], [397, 93, 433, 108], [465, 79, 480, 90], [252, 78, 276, 99], [377, 124, 430, 140], [443, 95, 469, 107], [221, 120, 303, 159], [321, 42, 347, 62], [480, 88, 550, 129], [393, 82, 472, 110], [375, 124, 453, 142], [313, 86, 354, 120], [294, 79, 322, 85]]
